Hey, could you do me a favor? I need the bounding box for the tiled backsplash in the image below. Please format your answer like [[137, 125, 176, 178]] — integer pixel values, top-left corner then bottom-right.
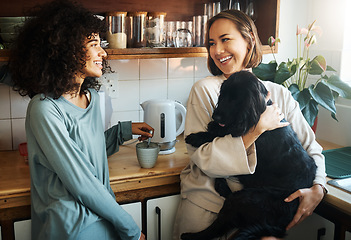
[[0, 57, 210, 150]]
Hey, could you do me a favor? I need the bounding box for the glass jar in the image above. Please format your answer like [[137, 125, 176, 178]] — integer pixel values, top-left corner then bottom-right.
[[193, 15, 208, 47], [165, 21, 176, 47], [146, 12, 167, 47], [127, 12, 147, 48], [106, 12, 127, 49]]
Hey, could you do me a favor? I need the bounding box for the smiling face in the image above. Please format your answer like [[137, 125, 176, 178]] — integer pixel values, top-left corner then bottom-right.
[[208, 18, 250, 78], [80, 33, 107, 80]]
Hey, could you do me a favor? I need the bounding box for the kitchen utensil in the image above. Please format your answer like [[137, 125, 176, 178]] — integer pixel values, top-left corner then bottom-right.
[[136, 142, 160, 168], [141, 99, 186, 154], [147, 130, 153, 148]]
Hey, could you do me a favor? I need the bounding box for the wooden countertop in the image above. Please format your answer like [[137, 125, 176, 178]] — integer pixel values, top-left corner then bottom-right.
[[0, 136, 189, 208], [107, 137, 189, 201], [0, 137, 350, 215]]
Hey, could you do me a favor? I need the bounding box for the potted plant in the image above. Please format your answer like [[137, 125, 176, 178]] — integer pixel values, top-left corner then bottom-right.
[[253, 20, 351, 127]]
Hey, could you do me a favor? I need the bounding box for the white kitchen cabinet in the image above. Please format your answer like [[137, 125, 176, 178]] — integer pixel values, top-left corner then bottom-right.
[[286, 213, 334, 240], [146, 194, 180, 240], [10, 202, 141, 240], [14, 219, 31, 240], [121, 201, 142, 230]]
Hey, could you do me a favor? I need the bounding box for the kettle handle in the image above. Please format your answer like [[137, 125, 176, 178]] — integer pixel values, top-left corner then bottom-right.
[[174, 101, 187, 137]]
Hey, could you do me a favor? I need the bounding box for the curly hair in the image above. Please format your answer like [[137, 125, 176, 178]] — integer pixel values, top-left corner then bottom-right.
[[205, 10, 263, 76], [9, 0, 106, 99]]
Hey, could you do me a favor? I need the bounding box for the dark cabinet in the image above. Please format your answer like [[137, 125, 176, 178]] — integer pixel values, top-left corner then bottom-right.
[[0, 0, 280, 60]]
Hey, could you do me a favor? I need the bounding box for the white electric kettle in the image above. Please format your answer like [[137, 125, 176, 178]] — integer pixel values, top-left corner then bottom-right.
[[141, 99, 186, 154]]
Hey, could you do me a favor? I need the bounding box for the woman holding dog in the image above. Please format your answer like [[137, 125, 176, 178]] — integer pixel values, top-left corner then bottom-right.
[[173, 10, 326, 240]]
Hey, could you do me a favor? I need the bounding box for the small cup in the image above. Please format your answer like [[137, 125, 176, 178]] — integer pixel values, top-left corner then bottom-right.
[[136, 142, 160, 168]]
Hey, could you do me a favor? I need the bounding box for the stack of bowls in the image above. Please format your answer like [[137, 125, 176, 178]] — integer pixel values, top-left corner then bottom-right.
[[0, 17, 26, 48]]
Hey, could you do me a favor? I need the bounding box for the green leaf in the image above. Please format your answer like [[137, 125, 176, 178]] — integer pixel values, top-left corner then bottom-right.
[[309, 55, 326, 75], [309, 82, 336, 114], [252, 62, 277, 82], [324, 75, 351, 99], [288, 84, 311, 112], [301, 100, 319, 127], [288, 84, 300, 100], [326, 65, 336, 72], [298, 89, 313, 111], [274, 62, 294, 84]]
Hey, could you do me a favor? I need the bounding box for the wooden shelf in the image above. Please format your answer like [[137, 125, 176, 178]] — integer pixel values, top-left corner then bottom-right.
[[0, 0, 279, 61], [0, 45, 272, 62], [105, 47, 208, 60]]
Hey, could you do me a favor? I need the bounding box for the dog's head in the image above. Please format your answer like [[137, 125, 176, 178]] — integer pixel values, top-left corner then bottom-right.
[[211, 71, 271, 137]]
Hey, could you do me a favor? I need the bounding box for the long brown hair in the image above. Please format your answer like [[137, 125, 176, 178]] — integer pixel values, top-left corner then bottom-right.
[[206, 10, 263, 76]]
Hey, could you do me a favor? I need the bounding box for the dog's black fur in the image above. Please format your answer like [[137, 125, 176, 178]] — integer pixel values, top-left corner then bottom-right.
[[181, 71, 317, 240]]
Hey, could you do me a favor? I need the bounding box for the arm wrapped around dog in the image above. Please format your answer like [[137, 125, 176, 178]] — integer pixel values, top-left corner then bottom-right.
[[185, 121, 229, 148]]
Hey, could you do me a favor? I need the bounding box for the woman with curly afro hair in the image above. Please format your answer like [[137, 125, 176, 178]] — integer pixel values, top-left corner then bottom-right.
[[9, 1, 151, 239]]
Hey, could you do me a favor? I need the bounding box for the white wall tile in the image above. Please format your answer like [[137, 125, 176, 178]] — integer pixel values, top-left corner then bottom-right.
[[140, 59, 167, 80], [10, 89, 30, 118], [139, 110, 144, 122], [0, 119, 12, 150], [109, 59, 139, 80], [0, 84, 11, 119], [110, 80, 140, 112], [140, 79, 168, 103], [194, 57, 211, 78], [12, 118, 26, 150], [110, 111, 140, 126], [168, 58, 195, 79], [167, 78, 193, 107]]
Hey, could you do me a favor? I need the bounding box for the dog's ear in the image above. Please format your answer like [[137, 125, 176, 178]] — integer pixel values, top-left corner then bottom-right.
[[236, 72, 268, 126], [213, 71, 268, 136]]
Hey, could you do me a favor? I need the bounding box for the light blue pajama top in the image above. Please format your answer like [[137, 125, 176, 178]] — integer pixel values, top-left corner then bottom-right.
[[25, 89, 140, 240]]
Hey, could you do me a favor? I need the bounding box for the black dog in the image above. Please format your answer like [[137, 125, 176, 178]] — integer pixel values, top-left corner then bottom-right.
[[181, 71, 317, 240]]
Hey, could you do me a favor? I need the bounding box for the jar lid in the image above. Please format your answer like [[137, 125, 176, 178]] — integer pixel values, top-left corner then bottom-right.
[[127, 12, 148, 16], [106, 12, 127, 16], [147, 12, 167, 17]]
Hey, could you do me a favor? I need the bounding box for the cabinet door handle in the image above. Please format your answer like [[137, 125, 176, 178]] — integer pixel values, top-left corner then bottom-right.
[[317, 227, 326, 240], [156, 206, 161, 240]]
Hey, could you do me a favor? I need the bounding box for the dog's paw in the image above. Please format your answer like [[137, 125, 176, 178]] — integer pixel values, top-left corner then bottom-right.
[[215, 178, 232, 198], [185, 132, 213, 147], [181, 232, 197, 240]]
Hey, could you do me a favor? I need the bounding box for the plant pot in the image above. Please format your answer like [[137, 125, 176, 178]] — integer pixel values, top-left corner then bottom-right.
[[311, 116, 318, 133]]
